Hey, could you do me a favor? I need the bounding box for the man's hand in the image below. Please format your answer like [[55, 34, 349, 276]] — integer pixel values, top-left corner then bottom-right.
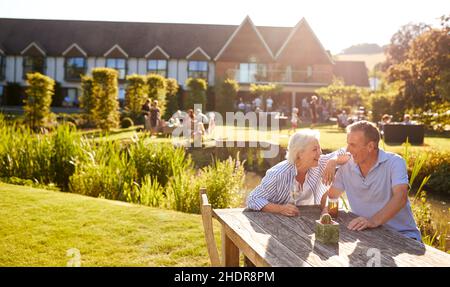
[[279, 204, 300, 217], [347, 216, 378, 231]]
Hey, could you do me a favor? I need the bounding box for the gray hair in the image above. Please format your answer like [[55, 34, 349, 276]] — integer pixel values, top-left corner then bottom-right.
[[346, 120, 380, 148], [286, 129, 320, 164]]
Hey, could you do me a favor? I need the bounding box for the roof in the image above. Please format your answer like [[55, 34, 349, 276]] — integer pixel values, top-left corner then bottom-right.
[[0, 18, 293, 59], [333, 61, 370, 87]]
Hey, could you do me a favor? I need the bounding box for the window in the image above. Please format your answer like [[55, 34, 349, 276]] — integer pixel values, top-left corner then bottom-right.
[[188, 61, 208, 79], [62, 88, 79, 107], [106, 58, 127, 80], [0, 56, 5, 80], [0, 85, 4, 105], [23, 56, 45, 78], [65, 57, 86, 81], [239, 63, 267, 83], [147, 60, 167, 77]]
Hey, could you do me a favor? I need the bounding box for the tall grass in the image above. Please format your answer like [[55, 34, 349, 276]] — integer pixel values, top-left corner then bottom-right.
[[0, 115, 245, 215], [403, 140, 449, 252]]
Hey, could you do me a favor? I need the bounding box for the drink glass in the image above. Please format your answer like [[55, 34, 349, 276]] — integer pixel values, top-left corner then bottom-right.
[[327, 197, 339, 219]]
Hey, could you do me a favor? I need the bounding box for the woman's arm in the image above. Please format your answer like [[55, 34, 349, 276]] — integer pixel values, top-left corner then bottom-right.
[[262, 203, 299, 217]]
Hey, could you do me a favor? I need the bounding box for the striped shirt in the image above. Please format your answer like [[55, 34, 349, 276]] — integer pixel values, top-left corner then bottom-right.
[[246, 148, 347, 210]]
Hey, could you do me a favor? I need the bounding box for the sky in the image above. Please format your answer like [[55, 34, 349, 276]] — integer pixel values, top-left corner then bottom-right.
[[0, 0, 448, 54]]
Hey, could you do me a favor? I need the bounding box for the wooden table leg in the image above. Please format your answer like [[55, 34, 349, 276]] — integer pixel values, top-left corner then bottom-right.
[[221, 225, 240, 266]]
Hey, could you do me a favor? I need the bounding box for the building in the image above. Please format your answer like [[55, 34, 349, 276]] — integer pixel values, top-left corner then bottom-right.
[[0, 16, 369, 110]]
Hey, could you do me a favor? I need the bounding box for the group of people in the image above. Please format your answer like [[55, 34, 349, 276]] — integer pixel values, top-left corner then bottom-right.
[[142, 99, 161, 136], [247, 121, 422, 241], [237, 96, 274, 113]]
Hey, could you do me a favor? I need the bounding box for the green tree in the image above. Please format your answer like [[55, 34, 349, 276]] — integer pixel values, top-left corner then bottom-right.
[[164, 78, 179, 119], [23, 72, 54, 130], [147, 73, 167, 115], [386, 19, 449, 110], [216, 78, 239, 115], [79, 75, 95, 125], [315, 78, 362, 111], [125, 74, 147, 122], [185, 78, 207, 110], [91, 68, 120, 130]]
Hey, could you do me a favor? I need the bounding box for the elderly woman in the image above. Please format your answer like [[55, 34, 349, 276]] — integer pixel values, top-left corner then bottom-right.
[[246, 129, 349, 216]]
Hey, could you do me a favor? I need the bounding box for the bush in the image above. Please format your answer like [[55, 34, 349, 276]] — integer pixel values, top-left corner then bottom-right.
[[147, 73, 167, 115], [91, 68, 120, 130], [125, 74, 147, 122], [79, 75, 95, 125], [216, 78, 239, 115], [24, 72, 55, 130], [185, 78, 207, 110], [121, 117, 134, 128], [164, 78, 179, 119], [405, 149, 450, 197]]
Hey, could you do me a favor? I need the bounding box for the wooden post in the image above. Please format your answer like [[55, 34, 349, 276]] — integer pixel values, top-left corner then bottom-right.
[[221, 225, 240, 267]]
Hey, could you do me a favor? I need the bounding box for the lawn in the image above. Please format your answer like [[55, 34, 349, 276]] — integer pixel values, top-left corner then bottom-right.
[[95, 123, 450, 154], [0, 183, 221, 267]]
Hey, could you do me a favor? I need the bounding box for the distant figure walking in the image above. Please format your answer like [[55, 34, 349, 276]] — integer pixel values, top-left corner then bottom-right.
[[141, 99, 151, 132], [149, 100, 161, 137], [290, 107, 299, 135], [310, 96, 318, 127]]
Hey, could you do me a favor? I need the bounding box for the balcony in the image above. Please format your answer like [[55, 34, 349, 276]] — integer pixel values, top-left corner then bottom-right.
[[225, 69, 332, 85]]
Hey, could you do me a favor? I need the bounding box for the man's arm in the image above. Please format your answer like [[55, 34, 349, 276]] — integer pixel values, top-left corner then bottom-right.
[[348, 184, 408, 231]]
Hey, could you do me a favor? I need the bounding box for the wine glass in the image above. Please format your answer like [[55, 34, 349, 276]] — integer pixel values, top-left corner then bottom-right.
[[289, 181, 300, 205]]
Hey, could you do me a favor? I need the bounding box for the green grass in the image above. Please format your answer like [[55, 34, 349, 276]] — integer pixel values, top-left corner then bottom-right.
[[0, 182, 221, 266], [91, 123, 450, 153]]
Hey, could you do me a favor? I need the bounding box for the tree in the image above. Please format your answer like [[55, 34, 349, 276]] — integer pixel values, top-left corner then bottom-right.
[[79, 75, 95, 125], [91, 68, 120, 130], [382, 22, 430, 72], [23, 72, 54, 130], [249, 83, 281, 111], [315, 78, 362, 111], [386, 19, 450, 110], [125, 74, 147, 122], [147, 73, 167, 115], [164, 78, 179, 119], [185, 78, 207, 110], [215, 78, 239, 115]]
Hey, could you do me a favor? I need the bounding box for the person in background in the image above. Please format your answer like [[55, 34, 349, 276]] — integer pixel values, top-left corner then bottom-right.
[[403, 114, 413, 125], [290, 107, 300, 135], [310, 96, 318, 127], [149, 100, 161, 137], [141, 99, 151, 132], [266, 96, 273, 112]]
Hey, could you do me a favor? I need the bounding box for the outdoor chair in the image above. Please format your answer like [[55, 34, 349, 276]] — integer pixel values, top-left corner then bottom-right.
[[199, 188, 221, 266]]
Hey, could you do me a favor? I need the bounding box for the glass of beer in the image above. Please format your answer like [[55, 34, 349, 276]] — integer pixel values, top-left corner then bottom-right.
[[328, 197, 339, 219]]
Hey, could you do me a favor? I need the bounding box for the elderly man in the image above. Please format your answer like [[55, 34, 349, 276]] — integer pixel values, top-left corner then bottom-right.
[[321, 121, 421, 241]]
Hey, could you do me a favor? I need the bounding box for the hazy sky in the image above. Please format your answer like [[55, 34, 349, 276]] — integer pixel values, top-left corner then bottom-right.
[[1, 0, 448, 54]]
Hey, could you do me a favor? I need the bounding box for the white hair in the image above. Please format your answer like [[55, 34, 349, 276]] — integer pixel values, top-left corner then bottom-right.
[[286, 129, 320, 164]]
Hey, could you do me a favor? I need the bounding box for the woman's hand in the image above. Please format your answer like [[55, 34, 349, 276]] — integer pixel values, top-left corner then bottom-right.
[[279, 204, 300, 217], [322, 158, 337, 185]]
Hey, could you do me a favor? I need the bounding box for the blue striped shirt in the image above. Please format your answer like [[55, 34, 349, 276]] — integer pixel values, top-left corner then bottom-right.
[[246, 148, 346, 210]]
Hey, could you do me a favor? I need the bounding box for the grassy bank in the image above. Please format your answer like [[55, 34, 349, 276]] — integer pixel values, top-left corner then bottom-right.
[[0, 183, 220, 266]]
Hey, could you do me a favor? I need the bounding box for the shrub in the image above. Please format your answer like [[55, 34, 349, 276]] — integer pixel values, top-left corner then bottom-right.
[[185, 78, 207, 110], [91, 68, 120, 130], [164, 78, 179, 119], [125, 74, 147, 122], [121, 117, 134, 128], [79, 75, 95, 125], [147, 73, 167, 115], [216, 78, 239, 115], [24, 72, 55, 130], [405, 149, 450, 197]]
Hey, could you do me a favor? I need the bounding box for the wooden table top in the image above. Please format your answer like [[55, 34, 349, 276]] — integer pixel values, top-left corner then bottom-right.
[[213, 205, 450, 267]]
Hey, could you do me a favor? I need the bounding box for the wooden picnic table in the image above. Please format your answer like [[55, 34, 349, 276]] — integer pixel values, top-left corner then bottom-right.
[[213, 205, 450, 267]]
